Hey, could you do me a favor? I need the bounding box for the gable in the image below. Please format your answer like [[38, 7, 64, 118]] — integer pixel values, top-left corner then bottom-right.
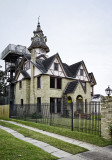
[[76, 64, 90, 81], [46, 57, 65, 77], [17, 73, 24, 81], [34, 67, 42, 76]]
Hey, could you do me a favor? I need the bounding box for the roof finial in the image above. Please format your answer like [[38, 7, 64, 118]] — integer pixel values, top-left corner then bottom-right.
[[38, 16, 40, 24]]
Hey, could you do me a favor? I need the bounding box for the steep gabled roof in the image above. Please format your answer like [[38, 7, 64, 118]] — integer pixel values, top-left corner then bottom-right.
[[42, 53, 58, 72], [64, 80, 86, 94], [20, 70, 31, 79], [89, 72, 97, 85], [64, 80, 79, 94], [62, 63, 73, 77], [69, 61, 82, 78]]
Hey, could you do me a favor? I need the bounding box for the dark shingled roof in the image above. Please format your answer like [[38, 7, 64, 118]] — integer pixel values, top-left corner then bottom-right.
[[28, 23, 49, 52], [88, 72, 96, 85], [36, 59, 47, 73], [62, 63, 73, 77], [69, 61, 82, 78], [64, 80, 79, 94], [42, 53, 58, 72], [20, 70, 30, 79]]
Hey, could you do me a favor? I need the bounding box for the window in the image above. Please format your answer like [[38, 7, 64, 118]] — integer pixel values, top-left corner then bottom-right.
[[21, 99, 23, 106], [37, 97, 41, 112], [57, 78, 61, 89], [37, 76, 41, 88], [50, 98, 61, 113], [50, 76, 62, 89], [54, 63, 58, 71], [57, 98, 61, 113], [81, 82, 86, 92], [80, 69, 83, 76], [50, 77, 55, 88], [19, 81, 22, 89], [85, 99, 87, 113]]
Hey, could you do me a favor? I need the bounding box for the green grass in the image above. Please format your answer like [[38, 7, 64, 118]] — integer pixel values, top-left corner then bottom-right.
[[0, 129, 57, 160], [0, 121, 87, 155], [19, 115, 101, 135], [1, 118, 112, 147]]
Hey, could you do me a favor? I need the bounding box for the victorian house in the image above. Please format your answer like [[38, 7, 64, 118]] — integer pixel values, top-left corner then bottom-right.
[[14, 21, 96, 114]]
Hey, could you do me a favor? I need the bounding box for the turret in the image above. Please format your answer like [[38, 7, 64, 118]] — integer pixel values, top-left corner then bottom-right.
[[28, 18, 50, 58]]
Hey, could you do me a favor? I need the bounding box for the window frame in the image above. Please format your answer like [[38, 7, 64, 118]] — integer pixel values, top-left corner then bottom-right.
[[37, 76, 41, 89], [19, 81, 22, 89], [54, 63, 59, 71], [21, 99, 23, 106], [80, 69, 83, 76], [50, 76, 62, 89]]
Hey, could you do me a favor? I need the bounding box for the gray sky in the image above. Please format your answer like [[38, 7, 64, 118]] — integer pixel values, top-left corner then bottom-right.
[[0, 0, 112, 95]]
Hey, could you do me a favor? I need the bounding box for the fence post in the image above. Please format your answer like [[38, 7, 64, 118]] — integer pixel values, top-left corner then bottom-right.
[[71, 102, 73, 131], [24, 105, 26, 121], [50, 104, 52, 126]]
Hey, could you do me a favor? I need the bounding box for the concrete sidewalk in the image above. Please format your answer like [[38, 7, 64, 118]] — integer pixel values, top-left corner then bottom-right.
[[0, 125, 72, 159], [1, 120, 112, 160], [0, 120, 101, 151], [59, 145, 112, 160]]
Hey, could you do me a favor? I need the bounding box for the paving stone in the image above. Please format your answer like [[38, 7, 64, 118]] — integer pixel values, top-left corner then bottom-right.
[[5, 120, 98, 150], [0, 125, 73, 158], [52, 150, 72, 158], [42, 145, 60, 153]]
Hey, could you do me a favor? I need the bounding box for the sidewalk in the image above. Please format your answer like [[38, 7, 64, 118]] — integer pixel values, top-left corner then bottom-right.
[[0, 120, 100, 150], [0, 125, 72, 159], [1, 120, 112, 160]]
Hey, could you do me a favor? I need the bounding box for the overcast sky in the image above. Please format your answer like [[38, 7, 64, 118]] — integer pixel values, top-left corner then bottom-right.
[[0, 0, 112, 95]]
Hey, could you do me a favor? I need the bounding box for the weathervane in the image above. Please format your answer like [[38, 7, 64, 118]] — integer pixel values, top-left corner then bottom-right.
[[38, 16, 40, 24]]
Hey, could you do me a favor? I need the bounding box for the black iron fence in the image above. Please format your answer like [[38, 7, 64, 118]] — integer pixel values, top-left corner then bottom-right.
[[10, 102, 101, 136]]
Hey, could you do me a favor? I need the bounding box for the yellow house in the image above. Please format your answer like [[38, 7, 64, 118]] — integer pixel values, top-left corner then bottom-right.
[[15, 21, 96, 114]]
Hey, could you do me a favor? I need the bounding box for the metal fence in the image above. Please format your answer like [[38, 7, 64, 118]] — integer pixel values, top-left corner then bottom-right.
[[11, 102, 101, 136]]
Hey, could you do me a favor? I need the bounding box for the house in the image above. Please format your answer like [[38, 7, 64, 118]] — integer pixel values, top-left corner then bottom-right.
[[14, 21, 96, 114], [91, 94, 104, 113]]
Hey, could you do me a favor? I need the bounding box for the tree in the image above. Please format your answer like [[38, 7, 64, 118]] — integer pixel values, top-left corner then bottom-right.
[[0, 70, 5, 97]]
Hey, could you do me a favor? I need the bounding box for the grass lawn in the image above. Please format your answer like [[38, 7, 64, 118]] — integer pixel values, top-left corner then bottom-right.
[[0, 129, 57, 160], [0, 118, 112, 147], [0, 121, 87, 155]]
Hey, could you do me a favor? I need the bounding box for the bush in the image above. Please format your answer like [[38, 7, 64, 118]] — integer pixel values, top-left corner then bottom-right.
[[31, 112, 42, 119], [109, 125, 112, 140]]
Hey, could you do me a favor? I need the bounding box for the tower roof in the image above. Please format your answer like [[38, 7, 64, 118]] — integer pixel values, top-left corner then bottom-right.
[[28, 19, 50, 53]]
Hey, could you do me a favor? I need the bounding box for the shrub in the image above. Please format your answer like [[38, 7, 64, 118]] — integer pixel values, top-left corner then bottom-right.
[[109, 125, 112, 141], [31, 112, 42, 119]]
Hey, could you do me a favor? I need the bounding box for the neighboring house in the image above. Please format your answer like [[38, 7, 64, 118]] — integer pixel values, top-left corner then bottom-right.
[[91, 94, 104, 113], [13, 21, 96, 114]]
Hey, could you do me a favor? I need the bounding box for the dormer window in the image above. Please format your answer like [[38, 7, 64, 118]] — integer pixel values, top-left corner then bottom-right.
[[54, 63, 58, 71], [80, 69, 83, 76]]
